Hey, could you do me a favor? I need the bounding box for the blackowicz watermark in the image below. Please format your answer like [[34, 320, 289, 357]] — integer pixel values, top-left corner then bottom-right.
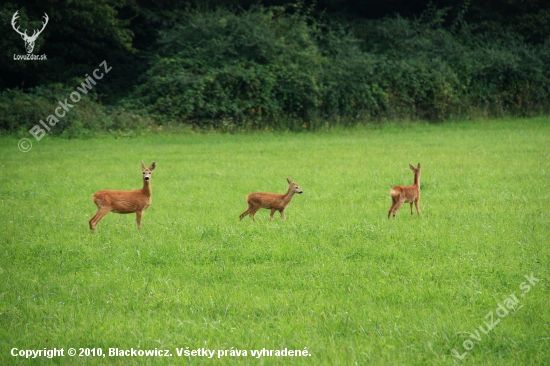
[[17, 60, 112, 152]]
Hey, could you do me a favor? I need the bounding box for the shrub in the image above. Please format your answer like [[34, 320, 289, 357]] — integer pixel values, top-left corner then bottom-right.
[[0, 83, 154, 137], [128, 6, 326, 129], [3, 4, 550, 133]]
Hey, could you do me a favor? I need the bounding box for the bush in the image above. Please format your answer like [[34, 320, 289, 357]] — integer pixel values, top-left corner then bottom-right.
[[127, 6, 327, 129], [0, 83, 154, 137], [2, 4, 550, 133], [129, 5, 550, 128], [360, 11, 550, 119]]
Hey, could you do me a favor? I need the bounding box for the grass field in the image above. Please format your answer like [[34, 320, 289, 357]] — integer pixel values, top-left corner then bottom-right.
[[0, 118, 549, 365]]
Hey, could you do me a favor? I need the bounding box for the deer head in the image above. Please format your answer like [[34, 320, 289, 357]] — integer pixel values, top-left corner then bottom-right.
[[141, 161, 156, 182], [11, 11, 49, 54], [287, 178, 303, 194]]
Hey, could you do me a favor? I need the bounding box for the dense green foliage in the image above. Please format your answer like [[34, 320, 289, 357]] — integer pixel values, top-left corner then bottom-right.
[[1, 1, 550, 132], [121, 5, 550, 127], [0, 84, 152, 137], [360, 10, 550, 120], [1, 119, 549, 364], [0, 0, 133, 92], [129, 7, 328, 127]]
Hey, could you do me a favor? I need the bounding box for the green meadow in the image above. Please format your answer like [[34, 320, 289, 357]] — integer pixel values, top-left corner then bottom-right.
[[0, 118, 549, 365]]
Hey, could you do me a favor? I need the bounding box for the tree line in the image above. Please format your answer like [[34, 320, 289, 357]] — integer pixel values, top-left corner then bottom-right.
[[1, 0, 549, 133]]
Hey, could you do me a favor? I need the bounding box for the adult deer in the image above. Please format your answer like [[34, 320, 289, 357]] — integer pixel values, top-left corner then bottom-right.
[[239, 178, 303, 221], [89, 161, 156, 231], [388, 163, 421, 219], [11, 10, 49, 54]]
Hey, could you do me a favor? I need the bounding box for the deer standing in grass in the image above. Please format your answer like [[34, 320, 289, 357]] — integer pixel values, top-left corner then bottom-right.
[[89, 161, 156, 231], [239, 178, 303, 221], [388, 163, 421, 219]]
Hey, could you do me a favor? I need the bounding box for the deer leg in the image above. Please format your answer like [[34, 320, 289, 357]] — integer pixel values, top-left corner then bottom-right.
[[414, 200, 420, 216], [280, 209, 286, 220], [89, 207, 110, 231], [89, 213, 99, 230], [239, 210, 248, 221], [388, 203, 396, 219], [410, 202, 414, 215], [249, 206, 261, 221], [269, 208, 276, 221], [239, 203, 254, 221], [392, 200, 404, 218], [388, 197, 398, 219], [136, 210, 143, 229]]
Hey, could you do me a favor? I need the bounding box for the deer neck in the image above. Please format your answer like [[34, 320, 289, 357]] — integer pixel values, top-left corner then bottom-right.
[[142, 179, 152, 197], [283, 187, 296, 204], [413, 172, 420, 188]]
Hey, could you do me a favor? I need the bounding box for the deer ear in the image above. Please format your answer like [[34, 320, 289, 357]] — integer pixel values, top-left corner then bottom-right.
[[417, 163, 421, 169], [409, 164, 415, 170], [141, 161, 146, 169], [149, 162, 156, 171], [287, 178, 293, 184]]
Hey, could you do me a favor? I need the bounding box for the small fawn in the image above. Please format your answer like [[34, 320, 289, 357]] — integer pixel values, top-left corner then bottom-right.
[[239, 178, 303, 221], [89, 161, 156, 231], [388, 163, 421, 219]]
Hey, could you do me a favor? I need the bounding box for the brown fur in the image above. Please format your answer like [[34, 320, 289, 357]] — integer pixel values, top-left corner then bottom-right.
[[388, 163, 421, 219], [89, 161, 156, 231], [239, 178, 303, 221]]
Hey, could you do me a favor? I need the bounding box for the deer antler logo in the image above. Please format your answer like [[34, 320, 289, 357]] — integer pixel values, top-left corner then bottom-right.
[[11, 10, 49, 54]]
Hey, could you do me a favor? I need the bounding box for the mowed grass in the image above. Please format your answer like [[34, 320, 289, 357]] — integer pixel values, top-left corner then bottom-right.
[[0, 118, 549, 365]]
